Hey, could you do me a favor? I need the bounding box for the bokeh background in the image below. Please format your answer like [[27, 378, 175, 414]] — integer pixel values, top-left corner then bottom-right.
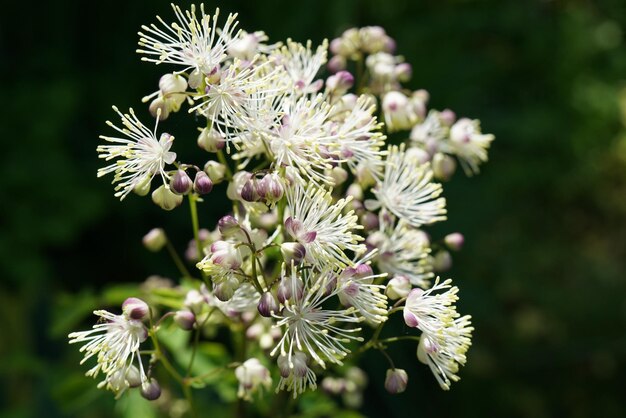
[[2, 0, 626, 417]]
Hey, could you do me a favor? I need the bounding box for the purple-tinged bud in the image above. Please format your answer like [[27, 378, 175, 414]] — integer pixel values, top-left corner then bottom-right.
[[197, 127, 225, 152], [277, 352, 309, 378], [205, 65, 221, 85], [327, 55, 347, 73], [258, 173, 284, 203], [413, 89, 430, 104], [405, 147, 431, 164], [326, 71, 354, 95], [439, 109, 457, 126], [346, 183, 364, 201], [386, 275, 411, 300], [188, 69, 203, 89], [385, 369, 408, 394], [174, 310, 196, 330], [241, 179, 259, 202], [360, 212, 379, 231], [213, 281, 236, 302], [395, 63, 412, 83], [122, 297, 150, 320], [432, 153, 457, 181], [257, 292, 279, 317], [142, 228, 167, 252], [141, 378, 162, 401], [354, 263, 373, 278], [227, 171, 252, 201], [193, 171, 213, 194], [204, 160, 227, 184], [384, 37, 396, 53], [210, 240, 242, 269], [218, 215, 240, 237], [277, 275, 304, 304], [280, 242, 306, 264], [432, 250, 452, 272], [125, 366, 143, 388], [444, 232, 464, 251], [170, 169, 193, 195], [149, 97, 170, 120]]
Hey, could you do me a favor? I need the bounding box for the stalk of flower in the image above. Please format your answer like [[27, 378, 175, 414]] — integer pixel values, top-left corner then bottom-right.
[[285, 184, 365, 269], [270, 266, 364, 370], [367, 144, 447, 228], [97, 106, 176, 200]]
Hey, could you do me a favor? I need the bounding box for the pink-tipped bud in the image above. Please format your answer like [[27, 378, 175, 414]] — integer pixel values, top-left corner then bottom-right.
[[258, 173, 284, 203], [277, 275, 304, 304], [141, 378, 162, 401], [142, 228, 167, 252], [257, 292, 278, 317], [240, 179, 259, 202], [170, 170, 193, 195], [432, 153, 457, 181], [174, 310, 196, 330], [280, 242, 306, 265], [384, 369, 408, 394], [193, 171, 213, 194], [439, 109, 457, 126], [326, 71, 354, 95], [122, 297, 150, 321], [218, 215, 240, 237], [444, 232, 464, 251], [395, 63, 412, 83], [327, 55, 347, 73]]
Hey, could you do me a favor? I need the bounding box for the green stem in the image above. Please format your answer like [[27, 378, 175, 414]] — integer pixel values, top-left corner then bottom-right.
[[217, 149, 233, 180], [166, 239, 192, 278], [378, 335, 421, 345], [186, 310, 214, 377]]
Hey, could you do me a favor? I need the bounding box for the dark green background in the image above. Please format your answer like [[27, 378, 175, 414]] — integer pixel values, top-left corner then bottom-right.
[[2, 0, 626, 417]]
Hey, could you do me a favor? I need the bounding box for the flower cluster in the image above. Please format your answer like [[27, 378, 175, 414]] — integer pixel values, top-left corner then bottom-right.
[[72, 4, 494, 414]]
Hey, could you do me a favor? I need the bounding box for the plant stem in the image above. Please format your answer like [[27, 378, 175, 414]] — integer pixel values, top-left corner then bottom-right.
[[166, 239, 192, 278], [217, 149, 233, 180]]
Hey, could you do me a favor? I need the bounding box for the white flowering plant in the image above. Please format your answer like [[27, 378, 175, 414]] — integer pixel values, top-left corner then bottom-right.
[[69, 4, 494, 417]]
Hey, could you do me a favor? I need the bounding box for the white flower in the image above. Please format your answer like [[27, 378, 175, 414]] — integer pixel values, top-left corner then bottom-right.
[[227, 30, 279, 61], [97, 106, 176, 200], [337, 264, 388, 324], [68, 310, 149, 397], [272, 39, 327, 95], [276, 351, 317, 398], [271, 267, 363, 369], [235, 358, 272, 400], [440, 118, 494, 175], [137, 5, 240, 75], [285, 184, 364, 268], [403, 278, 459, 336], [417, 315, 473, 390], [372, 219, 434, 288], [410, 110, 448, 146], [382, 91, 419, 132], [368, 144, 446, 227]]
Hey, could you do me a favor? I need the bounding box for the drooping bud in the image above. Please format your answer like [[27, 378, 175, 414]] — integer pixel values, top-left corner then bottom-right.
[[386, 276, 411, 300], [257, 292, 279, 317], [193, 171, 213, 194], [227, 171, 252, 201], [444, 232, 464, 251], [204, 160, 227, 184], [188, 69, 203, 89], [235, 358, 272, 400], [277, 351, 309, 378], [432, 153, 457, 181], [151, 185, 183, 210], [432, 250, 452, 272], [159, 73, 187, 94], [149, 97, 169, 120], [405, 147, 431, 164], [280, 242, 306, 265], [174, 310, 196, 330], [330, 166, 349, 186], [213, 279, 238, 302], [346, 183, 364, 201], [170, 169, 193, 195], [439, 109, 456, 126], [218, 215, 240, 238], [133, 176, 152, 196], [257, 173, 284, 203], [197, 127, 225, 152], [122, 297, 150, 321], [140, 378, 162, 401], [210, 240, 242, 269], [360, 212, 379, 231], [241, 178, 259, 202], [384, 369, 408, 394], [125, 365, 143, 388], [142, 228, 167, 252], [277, 274, 304, 304]]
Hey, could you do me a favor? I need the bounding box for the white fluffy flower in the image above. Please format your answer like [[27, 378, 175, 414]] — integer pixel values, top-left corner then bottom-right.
[[368, 144, 446, 227], [271, 268, 363, 369], [68, 310, 149, 397], [272, 39, 327, 95], [285, 184, 365, 268], [337, 264, 388, 324], [235, 358, 272, 400], [403, 278, 459, 336], [97, 106, 176, 200], [137, 5, 240, 75], [276, 351, 317, 398], [440, 118, 494, 175], [417, 315, 473, 390]]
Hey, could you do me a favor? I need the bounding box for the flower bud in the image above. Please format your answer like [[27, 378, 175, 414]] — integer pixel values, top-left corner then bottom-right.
[[257, 292, 279, 317], [122, 297, 150, 321], [184, 289, 207, 313], [204, 160, 227, 184], [322, 377, 346, 395], [125, 365, 143, 388], [439, 108, 456, 126], [210, 240, 242, 269], [213, 280, 237, 302], [395, 63, 412, 83], [217, 216, 238, 238], [197, 127, 225, 152], [227, 171, 252, 201], [432, 250, 452, 272], [188, 69, 203, 89], [330, 166, 348, 186], [235, 358, 272, 400], [326, 71, 354, 95], [193, 171, 213, 194], [159, 73, 187, 94], [277, 274, 304, 304], [174, 309, 196, 330], [327, 55, 347, 73], [405, 147, 431, 164], [346, 183, 364, 201], [444, 232, 464, 251], [432, 153, 457, 181], [142, 228, 167, 252], [382, 91, 416, 132], [170, 169, 193, 195], [133, 176, 152, 196], [258, 173, 284, 203], [149, 97, 170, 120], [152, 185, 183, 210], [386, 276, 411, 300], [140, 378, 162, 401], [277, 352, 309, 378], [241, 179, 259, 202], [280, 242, 306, 265], [384, 369, 408, 394], [360, 212, 379, 231]]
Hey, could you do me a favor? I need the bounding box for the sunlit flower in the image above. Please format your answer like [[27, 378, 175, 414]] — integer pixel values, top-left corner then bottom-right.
[[97, 106, 176, 200], [271, 267, 363, 369], [368, 144, 446, 227], [68, 309, 149, 397], [137, 5, 240, 76], [285, 184, 364, 268], [337, 264, 388, 324], [403, 278, 459, 336]]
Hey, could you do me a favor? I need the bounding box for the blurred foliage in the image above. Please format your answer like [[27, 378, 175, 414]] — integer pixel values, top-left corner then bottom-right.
[[2, 0, 626, 417]]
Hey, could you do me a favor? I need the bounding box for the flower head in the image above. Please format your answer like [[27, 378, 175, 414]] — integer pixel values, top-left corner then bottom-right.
[[440, 118, 494, 175], [276, 351, 318, 398], [403, 278, 459, 335], [235, 358, 272, 400]]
